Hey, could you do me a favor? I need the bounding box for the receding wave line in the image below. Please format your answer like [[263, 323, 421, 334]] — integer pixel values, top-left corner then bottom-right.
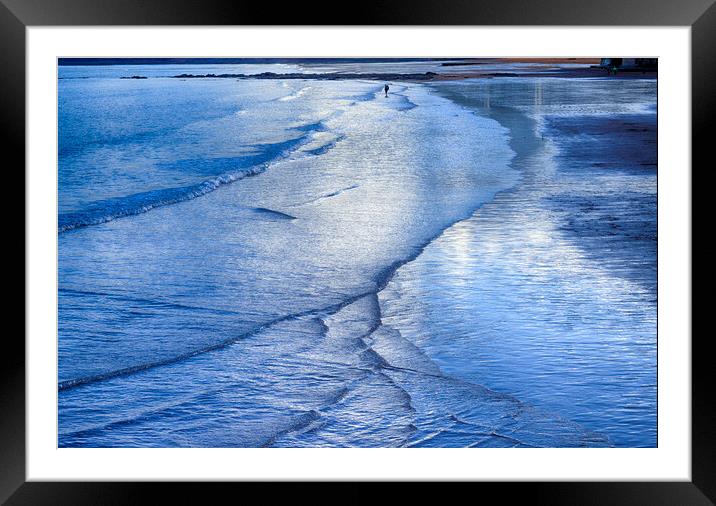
[[57, 289, 382, 392], [59, 287, 251, 318], [58, 166, 265, 233], [59, 390, 219, 439], [58, 124, 327, 234]]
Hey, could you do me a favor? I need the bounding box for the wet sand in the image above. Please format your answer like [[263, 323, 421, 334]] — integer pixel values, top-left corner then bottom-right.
[[378, 78, 657, 446]]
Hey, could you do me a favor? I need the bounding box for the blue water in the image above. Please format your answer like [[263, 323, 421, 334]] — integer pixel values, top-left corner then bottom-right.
[[58, 63, 656, 447]]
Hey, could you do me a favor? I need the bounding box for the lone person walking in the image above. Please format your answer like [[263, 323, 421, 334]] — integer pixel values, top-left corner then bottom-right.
[[384, 84, 390, 97]]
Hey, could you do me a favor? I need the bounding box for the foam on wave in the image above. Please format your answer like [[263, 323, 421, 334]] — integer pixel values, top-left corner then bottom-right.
[[58, 123, 329, 233]]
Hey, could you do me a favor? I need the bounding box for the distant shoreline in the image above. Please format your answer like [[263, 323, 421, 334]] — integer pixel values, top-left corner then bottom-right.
[[436, 67, 657, 80], [164, 67, 656, 82]]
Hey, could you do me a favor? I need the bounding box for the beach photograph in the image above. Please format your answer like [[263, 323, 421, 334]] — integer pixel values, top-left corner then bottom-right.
[[57, 57, 657, 448]]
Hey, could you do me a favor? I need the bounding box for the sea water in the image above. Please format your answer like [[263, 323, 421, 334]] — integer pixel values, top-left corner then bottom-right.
[[58, 64, 656, 447]]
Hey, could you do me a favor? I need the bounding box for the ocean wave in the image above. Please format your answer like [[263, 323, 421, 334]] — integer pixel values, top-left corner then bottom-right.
[[59, 287, 247, 317], [58, 166, 265, 233], [57, 288, 383, 392], [58, 123, 328, 233], [59, 389, 219, 440]]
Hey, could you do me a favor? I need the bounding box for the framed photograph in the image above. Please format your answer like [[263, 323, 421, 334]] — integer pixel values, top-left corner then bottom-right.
[[7, 0, 709, 502]]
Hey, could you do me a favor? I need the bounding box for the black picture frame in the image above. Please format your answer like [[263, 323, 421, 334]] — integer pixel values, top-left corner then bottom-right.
[[5, 0, 710, 503]]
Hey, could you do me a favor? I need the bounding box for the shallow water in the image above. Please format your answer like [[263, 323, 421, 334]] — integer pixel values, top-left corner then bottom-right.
[[385, 79, 657, 447], [58, 65, 656, 447]]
